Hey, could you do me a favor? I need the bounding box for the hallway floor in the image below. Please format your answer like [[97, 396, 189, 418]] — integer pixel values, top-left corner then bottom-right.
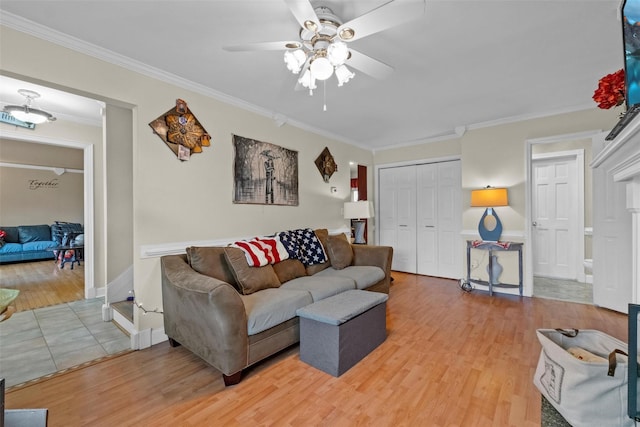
[[0, 298, 131, 389], [533, 276, 593, 305]]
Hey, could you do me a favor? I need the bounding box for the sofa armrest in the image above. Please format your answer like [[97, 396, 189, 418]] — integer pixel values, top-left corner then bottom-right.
[[351, 245, 394, 293], [161, 255, 248, 376]]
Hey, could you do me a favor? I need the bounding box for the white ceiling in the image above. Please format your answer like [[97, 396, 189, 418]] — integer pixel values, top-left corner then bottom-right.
[[0, 0, 623, 150]]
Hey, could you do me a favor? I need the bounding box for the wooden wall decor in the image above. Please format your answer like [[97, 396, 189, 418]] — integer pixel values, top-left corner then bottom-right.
[[233, 135, 299, 206], [314, 147, 337, 183], [149, 99, 211, 161]]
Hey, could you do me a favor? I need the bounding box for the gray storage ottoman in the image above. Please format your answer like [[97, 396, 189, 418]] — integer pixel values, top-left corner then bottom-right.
[[296, 289, 388, 377]]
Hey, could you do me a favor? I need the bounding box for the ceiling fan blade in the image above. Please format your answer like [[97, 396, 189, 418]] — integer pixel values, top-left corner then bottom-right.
[[347, 49, 394, 80], [223, 41, 299, 52], [337, 0, 426, 42], [283, 0, 320, 32]]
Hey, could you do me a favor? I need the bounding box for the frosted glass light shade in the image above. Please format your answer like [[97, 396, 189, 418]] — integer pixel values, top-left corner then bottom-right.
[[327, 41, 349, 66], [335, 65, 355, 86], [310, 56, 333, 80], [284, 49, 306, 74], [298, 69, 317, 90]]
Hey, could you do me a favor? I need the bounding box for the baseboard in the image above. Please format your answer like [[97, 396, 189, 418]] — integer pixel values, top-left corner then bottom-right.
[[131, 327, 168, 349]]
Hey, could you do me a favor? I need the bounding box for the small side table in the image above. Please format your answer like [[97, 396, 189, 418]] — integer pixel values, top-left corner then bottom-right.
[[466, 240, 523, 296]]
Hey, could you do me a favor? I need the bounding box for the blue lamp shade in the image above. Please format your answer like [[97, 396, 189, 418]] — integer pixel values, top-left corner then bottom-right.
[[471, 187, 508, 242]]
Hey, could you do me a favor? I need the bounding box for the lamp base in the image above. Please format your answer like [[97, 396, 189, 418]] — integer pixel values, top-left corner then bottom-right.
[[353, 220, 366, 244], [478, 207, 503, 242]]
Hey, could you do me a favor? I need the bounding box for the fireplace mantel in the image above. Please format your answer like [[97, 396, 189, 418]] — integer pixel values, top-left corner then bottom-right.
[[591, 113, 640, 312]]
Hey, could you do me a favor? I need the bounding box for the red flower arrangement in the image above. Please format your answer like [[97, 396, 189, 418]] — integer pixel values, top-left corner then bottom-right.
[[593, 69, 625, 109]]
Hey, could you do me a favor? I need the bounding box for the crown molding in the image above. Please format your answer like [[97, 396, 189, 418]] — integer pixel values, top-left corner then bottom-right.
[[0, 13, 363, 149], [0, 12, 599, 154]]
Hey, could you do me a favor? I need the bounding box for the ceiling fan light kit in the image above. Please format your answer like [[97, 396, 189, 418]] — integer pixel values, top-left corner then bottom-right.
[[3, 89, 56, 124], [224, 0, 425, 106]]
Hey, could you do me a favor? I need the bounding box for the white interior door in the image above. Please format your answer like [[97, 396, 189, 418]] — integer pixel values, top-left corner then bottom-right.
[[435, 161, 462, 279], [532, 155, 577, 279], [417, 163, 437, 275], [378, 166, 417, 273], [416, 161, 461, 278]]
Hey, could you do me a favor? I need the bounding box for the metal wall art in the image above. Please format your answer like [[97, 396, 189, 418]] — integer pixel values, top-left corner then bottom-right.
[[315, 147, 337, 183], [233, 135, 299, 206], [149, 99, 211, 161]]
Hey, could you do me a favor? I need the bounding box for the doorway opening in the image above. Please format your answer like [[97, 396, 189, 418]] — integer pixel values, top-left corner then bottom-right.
[[525, 132, 597, 304]]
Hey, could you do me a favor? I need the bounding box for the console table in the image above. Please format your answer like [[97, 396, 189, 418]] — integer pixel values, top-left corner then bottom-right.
[[466, 240, 523, 296]]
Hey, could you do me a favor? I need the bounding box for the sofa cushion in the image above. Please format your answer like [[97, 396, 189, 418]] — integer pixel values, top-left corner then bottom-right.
[[186, 246, 238, 289], [0, 227, 20, 244], [280, 275, 355, 301], [22, 241, 56, 252], [0, 243, 22, 254], [273, 259, 307, 283], [325, 233, 353, 270], [315, 266, 385, 290], [240, 288, 313, 335], [224, 247, 281, 295], [18, 225, 51, 243]]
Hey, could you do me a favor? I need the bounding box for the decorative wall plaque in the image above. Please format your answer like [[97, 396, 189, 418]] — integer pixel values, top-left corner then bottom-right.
[[314, 147, 337, 183], [149, 99, 211, 161]]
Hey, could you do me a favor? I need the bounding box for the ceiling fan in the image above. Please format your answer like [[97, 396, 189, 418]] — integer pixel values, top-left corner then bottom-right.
[[223, 0, 426, 95]]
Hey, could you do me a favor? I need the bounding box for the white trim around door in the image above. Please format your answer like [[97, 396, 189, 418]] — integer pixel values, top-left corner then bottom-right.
[[0, 129, 97, 298]]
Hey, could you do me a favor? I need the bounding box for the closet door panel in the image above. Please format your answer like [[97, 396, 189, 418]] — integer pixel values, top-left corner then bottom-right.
[[378, 166, 416, 273], [436, 161, 462, 279], [417, 163, 438, 275]]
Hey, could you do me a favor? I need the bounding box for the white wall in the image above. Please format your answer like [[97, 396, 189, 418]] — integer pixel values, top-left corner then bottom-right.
[[0, 139, 84, 226], [375, 108, 620, 290], [0, 25, 374, 334]]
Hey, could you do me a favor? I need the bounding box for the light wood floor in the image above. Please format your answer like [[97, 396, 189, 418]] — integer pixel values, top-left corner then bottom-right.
[[0, 260, 84, 312], [6, 272, 627, 426]]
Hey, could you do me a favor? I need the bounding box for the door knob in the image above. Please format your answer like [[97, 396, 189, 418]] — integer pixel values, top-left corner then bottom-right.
[[532, 221, 538, 226]]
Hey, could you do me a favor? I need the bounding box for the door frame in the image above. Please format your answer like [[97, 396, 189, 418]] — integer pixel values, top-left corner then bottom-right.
[[531, 150, 584, 281], [525, 130, 599, 296], [0, 129, 96, 298]]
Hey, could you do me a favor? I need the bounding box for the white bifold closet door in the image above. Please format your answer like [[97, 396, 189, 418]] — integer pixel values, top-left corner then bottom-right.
[[379, 166, 417, 273], [379, 160, 462, 278]]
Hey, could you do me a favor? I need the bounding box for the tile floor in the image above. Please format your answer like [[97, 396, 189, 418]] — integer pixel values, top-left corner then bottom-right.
[[533, 276, 593, 305], [0, 298, 131, 388]]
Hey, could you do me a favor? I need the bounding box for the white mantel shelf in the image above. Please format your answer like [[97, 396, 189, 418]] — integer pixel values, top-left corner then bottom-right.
[[591, 114, 640, 174]]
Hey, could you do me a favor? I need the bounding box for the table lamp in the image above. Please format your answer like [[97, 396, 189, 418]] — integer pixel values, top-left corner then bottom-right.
[[344, 201, 374, 244], [470, 186, 508, 241]]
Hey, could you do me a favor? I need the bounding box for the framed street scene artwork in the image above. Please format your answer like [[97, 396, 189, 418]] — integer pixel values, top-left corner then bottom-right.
[[232, 135, 299, 206]]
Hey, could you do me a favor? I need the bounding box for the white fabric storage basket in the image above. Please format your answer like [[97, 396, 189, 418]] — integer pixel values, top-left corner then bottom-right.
[[533, 329, 634, 427]]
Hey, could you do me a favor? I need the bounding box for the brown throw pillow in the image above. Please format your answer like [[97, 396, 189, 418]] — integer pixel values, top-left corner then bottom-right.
[[326, 233, 353, 270], [223, 247, 281, 295], [186, 246, 238, 288], [273, 259, 307, 283]]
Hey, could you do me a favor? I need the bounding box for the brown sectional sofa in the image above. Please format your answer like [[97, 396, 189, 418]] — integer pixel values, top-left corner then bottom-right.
[[160, 229, 393, 385]]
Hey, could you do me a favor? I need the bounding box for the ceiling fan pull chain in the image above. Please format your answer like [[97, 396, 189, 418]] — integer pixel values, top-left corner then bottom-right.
[[323, 80, 328, 112]]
